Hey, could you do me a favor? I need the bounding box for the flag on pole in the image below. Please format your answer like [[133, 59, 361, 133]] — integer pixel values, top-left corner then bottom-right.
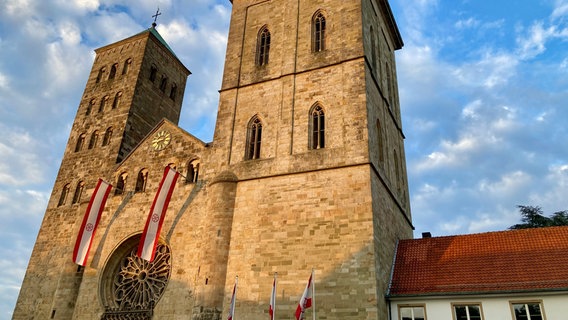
[[269, 273, 277, 320], [228, 276, 238, 320], [137, 166, 179, 261], [295, 272, 313, 320], [72, 179, 112, 266]]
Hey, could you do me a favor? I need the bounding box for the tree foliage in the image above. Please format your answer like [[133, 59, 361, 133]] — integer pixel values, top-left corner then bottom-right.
[[509, 205, 568, 229]]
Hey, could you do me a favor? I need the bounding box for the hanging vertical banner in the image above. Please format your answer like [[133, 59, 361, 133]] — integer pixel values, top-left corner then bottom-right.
[[137, 166, 179, 261], [72, 179, 112, 266]]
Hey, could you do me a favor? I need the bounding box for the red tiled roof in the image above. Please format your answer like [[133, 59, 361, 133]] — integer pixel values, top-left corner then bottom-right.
[[388, 226, 568, 297]]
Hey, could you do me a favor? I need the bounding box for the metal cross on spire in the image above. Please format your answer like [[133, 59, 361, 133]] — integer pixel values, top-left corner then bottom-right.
[[151, 7, 161, 28]]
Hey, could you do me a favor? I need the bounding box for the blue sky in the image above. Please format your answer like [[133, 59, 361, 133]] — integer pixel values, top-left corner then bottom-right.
[[1, 0, 568, 318]]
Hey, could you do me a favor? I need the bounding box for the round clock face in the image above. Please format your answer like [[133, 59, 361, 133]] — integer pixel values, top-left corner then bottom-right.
[[152, 130, 171, 151]]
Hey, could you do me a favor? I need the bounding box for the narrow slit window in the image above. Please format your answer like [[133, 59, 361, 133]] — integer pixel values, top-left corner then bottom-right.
[[108, 63, 118, 80], [102, 127, 113, 146], [160, 75, 168, 92], [150, 65, 158, 82], [99, 96, 109, 113], [256, 27, 271, 66], [96, 67, 106, 83], [88, 131, 99, 149], [115, 173, 127, 196], [58, 184, 70, 207], [246, 117, 262, 160], [75, 134, 86, 152], [86, 99, 95, 116], [112, 91, 122, 109], [310, 105, 325, 149], [186, 160, 200, 184], [313, 12, 326, 52], [135, 169, 148, 193], [72, 181, 85, 204], [169, 83, 177, 101], [122, 58, 132, 75]]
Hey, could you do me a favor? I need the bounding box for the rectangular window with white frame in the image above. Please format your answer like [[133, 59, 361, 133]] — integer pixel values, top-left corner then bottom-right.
[[399, 305, 426, 320], [453, 303, 483, 320], [511, 301, 545, 320]]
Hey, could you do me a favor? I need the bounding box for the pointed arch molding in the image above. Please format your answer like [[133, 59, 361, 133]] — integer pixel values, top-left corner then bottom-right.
[[100, 235, 172, 319]]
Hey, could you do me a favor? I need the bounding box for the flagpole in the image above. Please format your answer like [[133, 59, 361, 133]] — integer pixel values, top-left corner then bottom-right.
[[274, 272, 277, 320], [235, 276, 238, 320], [312, 268, 315, 320]]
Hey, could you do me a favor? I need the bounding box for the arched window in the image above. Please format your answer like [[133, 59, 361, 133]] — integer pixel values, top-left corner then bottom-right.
[[122, 58, 132, 75], [99, 95, 109, 113], [112, 91, 122, 109], [96, 67, 106, 83], [109, 63, 118, 80], [115, 173, 127, 195], [186, 159, 200, 184], [312, 11, 326, 52], [169, 83, 177, 101], [160, 75, 168, 92], [86, 99, 95, 116], [150, 65, 158, 82], [88, 131, 99, 149], [246, 116, 262, 160], [310, 104, 325, 149], [75, 133, 86, 152], [58, 184, 70, 207], [256, 26, 271, 66], [376, 120, 384, 164], [72, 181, 85, 204], [102, 127, 113, 146], [135, 169, 148, 193]]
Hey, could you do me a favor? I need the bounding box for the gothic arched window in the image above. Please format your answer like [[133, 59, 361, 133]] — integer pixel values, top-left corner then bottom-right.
[[115, 173, 127, 196], [135, 169, 148, 193], [186, 159, 200, 184], [58, 184, 70, 207], [310, 104, 325, 149], [88, 131, 99, 150], [246, 116, 262, 160], [112, 91, 122, 109], [256, 26, 271, 66], [312, 11, 326, 52], [75, 133, 86, 152], [72, 181, 85, 204], [102, 127, 113, 147]]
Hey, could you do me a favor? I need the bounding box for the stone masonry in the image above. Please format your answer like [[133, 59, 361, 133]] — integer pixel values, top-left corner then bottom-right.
[[13, 0, 413, 319]]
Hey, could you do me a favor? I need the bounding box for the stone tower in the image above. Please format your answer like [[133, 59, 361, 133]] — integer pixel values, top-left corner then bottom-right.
[[13, 0, 412, 319], [13, 26, 190, 319]]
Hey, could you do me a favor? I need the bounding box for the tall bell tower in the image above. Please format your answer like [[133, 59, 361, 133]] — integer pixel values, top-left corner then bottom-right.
[[212, 0, 413, 319], [13, 25, 190, 319]]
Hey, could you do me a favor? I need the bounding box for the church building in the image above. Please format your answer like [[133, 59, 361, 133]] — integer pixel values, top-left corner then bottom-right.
[[13, 0, 413, 319]]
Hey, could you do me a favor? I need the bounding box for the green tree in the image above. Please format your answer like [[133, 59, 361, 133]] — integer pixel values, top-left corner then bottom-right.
[[509, 205, 568, 229]]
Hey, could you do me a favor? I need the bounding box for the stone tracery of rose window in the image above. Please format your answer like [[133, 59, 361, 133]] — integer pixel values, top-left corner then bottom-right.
[[112, 244, 171, 310]]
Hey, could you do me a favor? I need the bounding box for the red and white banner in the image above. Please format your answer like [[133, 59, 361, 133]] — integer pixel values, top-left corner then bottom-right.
[[137, 166, 179, 261], [295, 272, 313, 320], [228, 277, 238, 320], [269, 274, 276, 320], [72, 179, 112, 266]]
